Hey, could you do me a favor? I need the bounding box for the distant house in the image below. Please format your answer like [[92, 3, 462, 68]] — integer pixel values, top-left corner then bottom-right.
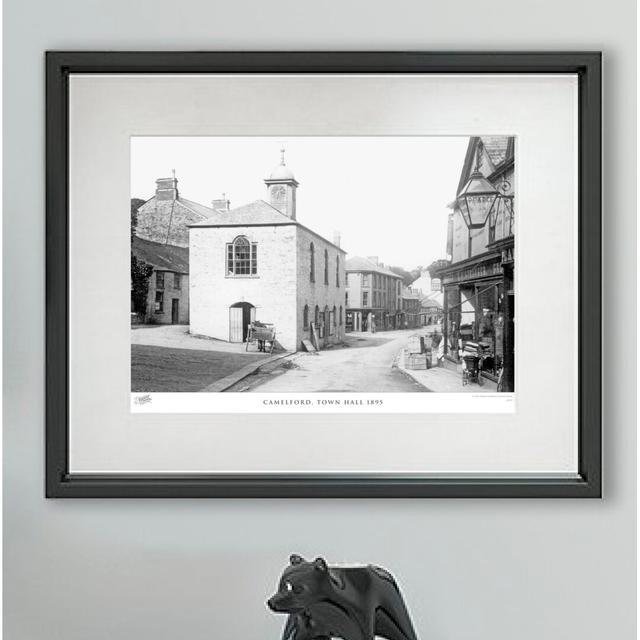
[[401, 286, 422, 329], [135, 174, 220, 248], [345, 256, 403, 332], [411, 267, 443, 297], [131, 236, 189, 324], [410, 267, 444, 326], [418, 293, 443, 326]]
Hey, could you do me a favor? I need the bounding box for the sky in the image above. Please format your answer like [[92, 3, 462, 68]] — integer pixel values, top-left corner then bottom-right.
[[131, 136, 470, 270]]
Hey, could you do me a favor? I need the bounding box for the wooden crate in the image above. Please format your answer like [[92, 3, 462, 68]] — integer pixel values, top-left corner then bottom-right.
[[405, 353, 428, 370]]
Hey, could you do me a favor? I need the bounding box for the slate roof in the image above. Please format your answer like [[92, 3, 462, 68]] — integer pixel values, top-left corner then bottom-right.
[[456, 136, 515, 196], [177, 197, 217, 219], [189, 199, 346, 253], [190, 200, 291, 227], [138, 196, 216, 220], [132, 236, 189, 273], [480, 136, 511, 167], [345, 256, 403, 279], [419, 290, 444, 309]]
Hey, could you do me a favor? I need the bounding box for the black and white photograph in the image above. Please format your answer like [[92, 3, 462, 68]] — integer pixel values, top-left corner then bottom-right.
[[130, 135, 515, 402]]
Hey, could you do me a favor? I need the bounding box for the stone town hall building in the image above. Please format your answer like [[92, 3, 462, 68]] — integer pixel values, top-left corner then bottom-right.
[[189, 153, 346, 352]]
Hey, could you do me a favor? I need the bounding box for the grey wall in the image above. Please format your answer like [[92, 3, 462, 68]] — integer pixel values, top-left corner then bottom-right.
[[4, 1, 636, 638]]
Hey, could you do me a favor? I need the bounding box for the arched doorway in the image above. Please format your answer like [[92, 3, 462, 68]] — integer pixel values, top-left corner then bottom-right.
[[229, 302, 255, 342]]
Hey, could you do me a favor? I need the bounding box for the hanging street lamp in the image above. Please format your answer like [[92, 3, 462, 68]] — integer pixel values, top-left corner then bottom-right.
[[456, 140, 500, 229]]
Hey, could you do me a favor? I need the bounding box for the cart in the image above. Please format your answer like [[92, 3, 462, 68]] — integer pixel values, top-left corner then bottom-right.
[[461, 354, 483, 385], [245, 322, 276, 354]]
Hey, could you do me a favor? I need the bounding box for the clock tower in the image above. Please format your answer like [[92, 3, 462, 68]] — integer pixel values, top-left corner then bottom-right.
[[264, 148, 299, 220]]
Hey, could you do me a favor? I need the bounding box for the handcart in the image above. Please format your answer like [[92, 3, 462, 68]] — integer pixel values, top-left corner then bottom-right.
[[461, 353, 483, 385], [461, 341, 490, 386], [245, 322, 276, 354]]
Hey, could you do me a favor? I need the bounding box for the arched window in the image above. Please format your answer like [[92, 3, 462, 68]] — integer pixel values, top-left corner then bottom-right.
[[324, 249, 329, 284], [226, 235, 257, 276], [335, 255, 340, 287], [309, 242, 315, 283], [339, 305, 343, 325], [303, 304, 309, 330]]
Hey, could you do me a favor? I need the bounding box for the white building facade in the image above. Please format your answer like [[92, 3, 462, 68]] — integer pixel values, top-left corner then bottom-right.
[[189, 155, 346, 352]]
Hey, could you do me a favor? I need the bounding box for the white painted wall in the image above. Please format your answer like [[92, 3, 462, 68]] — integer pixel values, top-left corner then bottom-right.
[[190, 224, 299, 350]]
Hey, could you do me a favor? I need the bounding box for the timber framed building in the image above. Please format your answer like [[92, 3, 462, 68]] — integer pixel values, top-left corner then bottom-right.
[[436, 136, 515, 391]]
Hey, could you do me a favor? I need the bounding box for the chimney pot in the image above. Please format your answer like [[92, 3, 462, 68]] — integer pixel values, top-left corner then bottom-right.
[[212, 195, 231, 212], [333, 231, 341, 248], [156, 176, 178, 201]]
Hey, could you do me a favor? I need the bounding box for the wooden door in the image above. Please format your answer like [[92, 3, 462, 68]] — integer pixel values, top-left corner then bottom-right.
[[229, 307, 243, 342], [171, 299, 179, 324]]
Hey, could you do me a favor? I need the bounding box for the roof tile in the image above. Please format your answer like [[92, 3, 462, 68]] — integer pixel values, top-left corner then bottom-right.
[[345, 256, 403, 279], [132, 236, 189, 273]]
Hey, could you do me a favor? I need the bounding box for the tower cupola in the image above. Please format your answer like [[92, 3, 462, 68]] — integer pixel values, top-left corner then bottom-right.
[[264, 148, 299, 219]]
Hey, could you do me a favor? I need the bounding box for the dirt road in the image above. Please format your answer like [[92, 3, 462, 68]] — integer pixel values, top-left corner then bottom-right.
[[235, 330, 425, 393]]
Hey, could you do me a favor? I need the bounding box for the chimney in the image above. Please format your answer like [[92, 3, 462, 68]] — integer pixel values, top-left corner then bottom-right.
[[333, 231, 341, 248], [367, 256, 379, 265], [212, 193, 231, 212], [156, 172, 178, 201]]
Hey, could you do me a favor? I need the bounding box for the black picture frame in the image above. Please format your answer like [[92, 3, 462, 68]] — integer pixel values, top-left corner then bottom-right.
[[46, 51, 602, 498]]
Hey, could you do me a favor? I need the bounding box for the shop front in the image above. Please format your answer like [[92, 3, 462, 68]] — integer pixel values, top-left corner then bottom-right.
[[438, 237, 514, 391]]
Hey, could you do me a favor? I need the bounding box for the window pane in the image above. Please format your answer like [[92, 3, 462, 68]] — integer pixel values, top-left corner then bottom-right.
[[227, 244, 233, 274], [234, 238, 250, 274]]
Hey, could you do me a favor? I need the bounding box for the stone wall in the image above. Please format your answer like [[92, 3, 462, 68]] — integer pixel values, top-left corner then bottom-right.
[[146, 270, 190, 324], [295, 228, 346, 349], [136, 198, 204, 248], [190, 224, 299, 350]]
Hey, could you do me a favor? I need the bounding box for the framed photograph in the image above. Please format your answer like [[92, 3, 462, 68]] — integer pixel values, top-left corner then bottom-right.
[[46, 52, 601, 497]]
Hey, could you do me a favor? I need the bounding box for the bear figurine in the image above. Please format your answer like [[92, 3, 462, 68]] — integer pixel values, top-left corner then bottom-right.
[[267, 555, 418, 640]]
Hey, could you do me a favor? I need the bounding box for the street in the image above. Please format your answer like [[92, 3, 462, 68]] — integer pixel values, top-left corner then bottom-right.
[[232, 329, 425, 393]]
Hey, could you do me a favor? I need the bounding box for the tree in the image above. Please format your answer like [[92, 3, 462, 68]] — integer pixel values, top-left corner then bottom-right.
[[388, 265, 420, 287], [130, 198, 152, 318], [426, 259, 450, 276], [131, 254, 154, 316], [131, 197, 145, 240]]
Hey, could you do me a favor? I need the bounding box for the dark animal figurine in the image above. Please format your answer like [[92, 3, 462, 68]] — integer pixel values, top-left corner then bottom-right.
[[267, 555, 418, 640]]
